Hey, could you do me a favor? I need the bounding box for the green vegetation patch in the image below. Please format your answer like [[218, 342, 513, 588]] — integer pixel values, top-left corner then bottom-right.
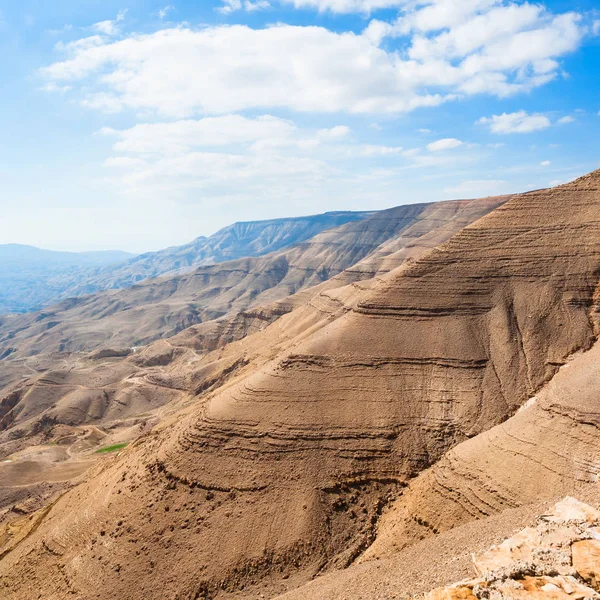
[[95, 442, 129, 454]]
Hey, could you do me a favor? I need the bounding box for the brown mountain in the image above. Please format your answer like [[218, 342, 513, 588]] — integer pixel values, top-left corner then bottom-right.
[[0, 197, 502, 364], [2, 172, 600, 599], [0, 212, 374, 316], [60, 211, 376, 297]]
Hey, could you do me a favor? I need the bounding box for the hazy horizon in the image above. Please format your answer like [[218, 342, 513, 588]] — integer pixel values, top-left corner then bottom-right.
[[1, 0, 599, 253]]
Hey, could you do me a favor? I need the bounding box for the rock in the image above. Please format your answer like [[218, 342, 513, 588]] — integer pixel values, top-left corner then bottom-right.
[[426, 585, 477, 600], [426, 499, 600, 599], [572, 539, 600, 590], [543, 497, 600, 525]]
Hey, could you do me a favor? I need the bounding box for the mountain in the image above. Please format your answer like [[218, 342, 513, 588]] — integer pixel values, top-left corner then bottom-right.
[[66, 211, 376, 296], [2, 172, 600, 600], [0, 212, 373, 316], [0, 195, 504, 443], [0, 245, 134, 314], [0, 245, 131, 265], [0, 197, 503, 363]]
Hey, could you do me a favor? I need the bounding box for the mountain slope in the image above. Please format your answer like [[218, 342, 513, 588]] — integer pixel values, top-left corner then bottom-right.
[[0, 212, 373, 316], [1, 172, 599, 599], [0, 245, 134, 314], [0, 196, 506, 442], [0, 197, 504, 362], [63, 211, 376, 297]]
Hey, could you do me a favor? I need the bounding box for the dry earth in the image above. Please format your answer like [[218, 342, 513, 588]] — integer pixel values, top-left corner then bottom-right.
[[0, 173, 600, 598]]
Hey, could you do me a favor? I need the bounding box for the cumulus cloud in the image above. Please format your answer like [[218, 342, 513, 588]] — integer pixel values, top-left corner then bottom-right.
[[40, 0, 588, 118], [90, 9, 126, 36], [557, 115, 575, 124], [427, 138, 463, 151], [540, 160, 551, 166], [477, 111, 552, 134]]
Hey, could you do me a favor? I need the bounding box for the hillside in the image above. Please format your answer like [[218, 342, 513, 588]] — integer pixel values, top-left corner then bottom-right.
[[0, 212, 372, 316], [61, 211, 376, 297], [0, 197, 503, 364], [1, 172, 599, 599]]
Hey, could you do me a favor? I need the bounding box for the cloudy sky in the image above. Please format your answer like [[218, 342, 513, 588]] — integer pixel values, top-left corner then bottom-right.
[[1, 0, 599, 252]]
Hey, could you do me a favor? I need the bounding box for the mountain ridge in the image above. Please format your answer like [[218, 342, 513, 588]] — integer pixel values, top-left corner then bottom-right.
[[0, 211, 373, 316]]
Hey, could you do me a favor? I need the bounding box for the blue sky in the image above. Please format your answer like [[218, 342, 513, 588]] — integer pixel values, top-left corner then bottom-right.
[[0, 0, 599, 252]]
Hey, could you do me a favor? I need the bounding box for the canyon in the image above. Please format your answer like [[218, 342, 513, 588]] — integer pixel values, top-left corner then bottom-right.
[[1, 173, 600, 599]]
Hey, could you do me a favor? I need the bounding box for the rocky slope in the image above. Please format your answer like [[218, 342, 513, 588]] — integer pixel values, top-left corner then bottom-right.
[[425, 497, 600, 600], [0, 197, 502, 363], [62, 211, 375, 297], [1, 172, 599, 599]]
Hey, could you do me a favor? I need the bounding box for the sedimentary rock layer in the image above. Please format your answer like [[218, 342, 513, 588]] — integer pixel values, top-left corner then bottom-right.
[[2, 173, 600, 598]]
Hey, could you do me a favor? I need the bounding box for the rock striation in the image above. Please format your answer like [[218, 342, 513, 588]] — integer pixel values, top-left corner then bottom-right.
[[2, 172, 600, 599]]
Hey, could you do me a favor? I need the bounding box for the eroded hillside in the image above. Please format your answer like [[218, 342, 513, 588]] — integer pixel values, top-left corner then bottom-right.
[[1, 172, 599, 599]]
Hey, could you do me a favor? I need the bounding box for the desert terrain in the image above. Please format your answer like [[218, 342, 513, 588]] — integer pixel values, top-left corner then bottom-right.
[[0, 172, 599, 598]]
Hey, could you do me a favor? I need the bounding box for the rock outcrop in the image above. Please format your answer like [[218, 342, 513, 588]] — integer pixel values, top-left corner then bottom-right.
[[426, 497, 600, 599]]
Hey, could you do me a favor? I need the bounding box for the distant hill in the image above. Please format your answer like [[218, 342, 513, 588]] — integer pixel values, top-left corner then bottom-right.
[[61, 211, 376, 297], [0, 245, 134, 314], [0, 212, 372, 315], [0, 245, 132, 266]]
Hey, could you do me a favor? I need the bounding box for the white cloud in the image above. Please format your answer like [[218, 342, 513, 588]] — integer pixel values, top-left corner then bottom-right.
[[96, 114, 469, 205], [218, 0, 241, 13], [41, 82, 71, 93], [104, 156, 146, 168], [219, 0, 270, 13], [91, 10, 127, 37], [418, 128, 432, 134], [156, 5, 175, 20], [359, 144, 404, 156], [273, 0, 406, 13], [246, 0, 271, 10], [557, 115, 575, 124], [100, 115, 297, 154], [540, 160, 551, 166], [427, 138, 463, 151], [317, 125, 351, 140], [41, 0, 588, 118], [477, 110, 552, 134]]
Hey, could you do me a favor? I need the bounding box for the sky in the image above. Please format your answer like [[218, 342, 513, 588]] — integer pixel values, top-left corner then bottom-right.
[[0, 0, 599, 252]]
